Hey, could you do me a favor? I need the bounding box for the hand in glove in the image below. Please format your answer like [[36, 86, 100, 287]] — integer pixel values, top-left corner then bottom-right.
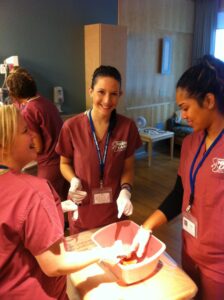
[[116, 189, 133, 218], [69, 177, 87, 205], [70, 177, 82, 190], [130, 226, 152, 258], [99, 240, 126, 265]]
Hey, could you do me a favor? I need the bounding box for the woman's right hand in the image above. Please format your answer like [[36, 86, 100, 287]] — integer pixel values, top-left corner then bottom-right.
[[129, 226, 152, 258], [69, 177, 87, 205]]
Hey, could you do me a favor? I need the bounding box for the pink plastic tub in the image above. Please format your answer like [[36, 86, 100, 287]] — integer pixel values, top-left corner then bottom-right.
[[91, 220, 166, 284]]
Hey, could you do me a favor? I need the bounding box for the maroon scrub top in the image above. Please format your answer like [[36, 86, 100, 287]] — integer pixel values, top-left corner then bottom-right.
[[56, 112, 142, 233], [22, 95, 63, 167], [0, 170, 67, 300], [22, 95, 68, 200], [179, 131, 224, 283]]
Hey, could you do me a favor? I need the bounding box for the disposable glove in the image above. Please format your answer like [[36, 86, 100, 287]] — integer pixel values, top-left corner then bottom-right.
[[99, 240, 126, 265], [116, 189, 133, 218], [69, 177, 87, 204], [70, 177, 82, 191], [130, 226, 152, 258]]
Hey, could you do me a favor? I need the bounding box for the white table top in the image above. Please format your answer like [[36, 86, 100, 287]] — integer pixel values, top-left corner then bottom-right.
[[139, 127, 174, 138]]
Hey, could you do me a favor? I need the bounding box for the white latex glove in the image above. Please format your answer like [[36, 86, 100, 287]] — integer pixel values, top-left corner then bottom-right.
[[99, 240, 126, 265], [61, 200, 78, 213], [116, 189, 133, 218], [70, 177, 82, 191], [69, 177, 87, 204], [130, 226, 152, 258]]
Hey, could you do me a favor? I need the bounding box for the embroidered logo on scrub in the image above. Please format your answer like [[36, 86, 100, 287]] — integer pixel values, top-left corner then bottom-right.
[[112, 141, 127, 152], [211, 158, 224, 173]]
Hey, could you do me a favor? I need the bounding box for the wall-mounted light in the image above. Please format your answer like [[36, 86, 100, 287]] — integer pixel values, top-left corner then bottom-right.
[[161, 37, 172, 75]]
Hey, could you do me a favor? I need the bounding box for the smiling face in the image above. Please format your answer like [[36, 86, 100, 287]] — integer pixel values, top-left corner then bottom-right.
[[89, 76, 121, 119], [176, 88, 214, 132], [9, 114, 37, 170]]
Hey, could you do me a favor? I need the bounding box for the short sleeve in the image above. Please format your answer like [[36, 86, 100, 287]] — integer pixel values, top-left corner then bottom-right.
[[55, 121, 74, 159], [22, 105, 42, 135], [23, 191, 64, 256]]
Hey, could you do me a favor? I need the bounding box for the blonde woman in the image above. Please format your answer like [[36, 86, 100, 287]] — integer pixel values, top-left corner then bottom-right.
[[0, 105, 124, 300]]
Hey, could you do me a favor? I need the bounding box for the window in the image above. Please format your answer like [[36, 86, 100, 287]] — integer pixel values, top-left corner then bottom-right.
[[214, 29, 224, 61], [214, 12, 224, 62]]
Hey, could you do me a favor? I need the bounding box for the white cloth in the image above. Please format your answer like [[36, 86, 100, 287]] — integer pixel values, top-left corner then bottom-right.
[[61, 200, 79, 220], [61, 200, 78, 213]]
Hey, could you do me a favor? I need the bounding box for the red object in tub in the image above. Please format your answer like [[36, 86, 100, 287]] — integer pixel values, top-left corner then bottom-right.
[[91, 220, 166, 284]]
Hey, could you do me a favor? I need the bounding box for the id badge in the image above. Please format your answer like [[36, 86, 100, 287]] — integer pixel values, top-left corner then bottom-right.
[[92, 187, 112, 204], [182, 211, 198, 238]]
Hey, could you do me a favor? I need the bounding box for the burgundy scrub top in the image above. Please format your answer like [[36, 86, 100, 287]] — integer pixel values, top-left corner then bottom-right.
[[0, 170, 67, 300], [56, 112, 142, 233], [179, 131, 224, 283], [22, 95, 68, 200]]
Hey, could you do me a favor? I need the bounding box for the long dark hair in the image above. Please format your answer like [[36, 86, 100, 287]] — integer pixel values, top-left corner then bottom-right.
[[176, 55, 224, 114]]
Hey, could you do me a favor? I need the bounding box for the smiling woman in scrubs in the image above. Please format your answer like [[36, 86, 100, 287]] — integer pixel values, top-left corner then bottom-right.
[[56, 65, 142, 234]]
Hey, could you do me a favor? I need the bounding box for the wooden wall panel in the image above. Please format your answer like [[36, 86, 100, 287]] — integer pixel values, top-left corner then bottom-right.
[[118, 0, 195, 127], [84, 25, 100, 109], [84, 24, 127, 114], [101, 24, 127, 113]]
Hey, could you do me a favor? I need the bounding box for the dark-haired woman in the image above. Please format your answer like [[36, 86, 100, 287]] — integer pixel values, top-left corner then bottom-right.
[[129, 55, 224, 300], [56, 65, 142, 234]]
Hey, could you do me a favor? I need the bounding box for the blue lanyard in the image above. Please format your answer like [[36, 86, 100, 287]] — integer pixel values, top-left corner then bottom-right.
[[188, 129, 224, 212], [89, 110, 112, 187]]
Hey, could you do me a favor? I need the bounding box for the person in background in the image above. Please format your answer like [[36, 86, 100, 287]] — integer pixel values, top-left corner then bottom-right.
[[129, 55, 224, 300], [0, 105, 125, 300], [56, 65, 142, 234], [6, 69, 69, 201]]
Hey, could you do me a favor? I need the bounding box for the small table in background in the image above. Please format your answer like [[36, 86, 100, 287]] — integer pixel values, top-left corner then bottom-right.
[[139, 127, 174, 166]]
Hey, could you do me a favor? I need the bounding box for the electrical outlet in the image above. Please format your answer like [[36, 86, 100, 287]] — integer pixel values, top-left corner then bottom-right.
[[0, 64, 7, 74]]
